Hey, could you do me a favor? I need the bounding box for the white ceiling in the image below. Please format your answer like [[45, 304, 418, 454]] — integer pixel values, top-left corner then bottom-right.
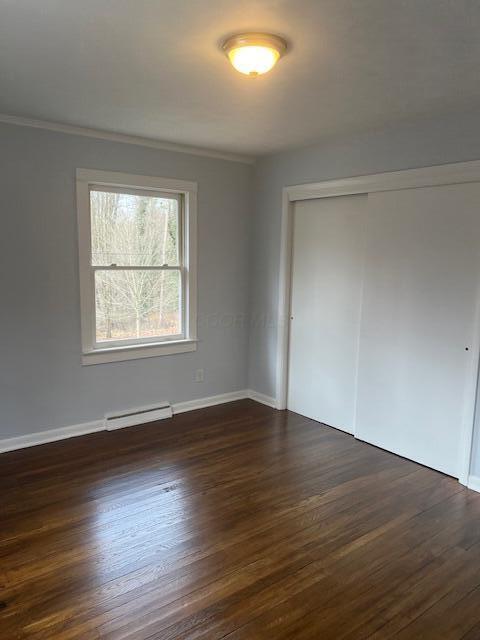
[[0, 0, 479, 156]]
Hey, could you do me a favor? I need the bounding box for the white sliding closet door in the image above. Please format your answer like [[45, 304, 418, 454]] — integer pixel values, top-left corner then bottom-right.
[[288, 194, 367, 432], [356, 183, 480, 477]]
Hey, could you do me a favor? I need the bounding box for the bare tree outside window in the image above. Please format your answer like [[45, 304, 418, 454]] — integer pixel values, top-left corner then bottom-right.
[[90, 189, 182, 343]]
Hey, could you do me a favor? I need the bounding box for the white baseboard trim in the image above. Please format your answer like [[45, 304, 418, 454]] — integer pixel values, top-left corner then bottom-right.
[[0, 389, 280, 454], [172, 390, 248, 414], [0, 420, 104, 454], [246, 389, 279, 409], [467, 475, 480, 493]]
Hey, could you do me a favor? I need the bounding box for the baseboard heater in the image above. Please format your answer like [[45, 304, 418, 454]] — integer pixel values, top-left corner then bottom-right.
[[104, 402, 173, 431]]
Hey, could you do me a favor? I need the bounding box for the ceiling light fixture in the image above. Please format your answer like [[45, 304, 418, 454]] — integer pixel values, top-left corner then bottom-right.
[[222, 33, 287, 77]]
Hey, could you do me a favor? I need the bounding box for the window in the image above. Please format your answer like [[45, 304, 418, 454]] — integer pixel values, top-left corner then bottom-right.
[[77, 170, 197, 364]]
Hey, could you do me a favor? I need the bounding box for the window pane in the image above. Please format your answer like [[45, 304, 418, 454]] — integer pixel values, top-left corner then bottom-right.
[[90, 190, 179, 266], [95, 269, 182, 342]]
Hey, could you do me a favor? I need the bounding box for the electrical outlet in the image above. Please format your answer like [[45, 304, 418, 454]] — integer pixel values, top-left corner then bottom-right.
[[195, 368, 204, 382]]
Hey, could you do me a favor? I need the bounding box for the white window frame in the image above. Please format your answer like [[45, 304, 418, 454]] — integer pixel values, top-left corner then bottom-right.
[[76, 169, 197, 365]]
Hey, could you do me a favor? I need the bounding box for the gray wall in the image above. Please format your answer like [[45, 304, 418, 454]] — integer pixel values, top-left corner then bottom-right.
[[0, 123, 252, 438], [248, 110, 480, 475], [3, 112, 480, 477]]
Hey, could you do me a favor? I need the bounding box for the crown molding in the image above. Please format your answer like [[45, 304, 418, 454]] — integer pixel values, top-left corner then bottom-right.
[[0, 113, 255, 165]]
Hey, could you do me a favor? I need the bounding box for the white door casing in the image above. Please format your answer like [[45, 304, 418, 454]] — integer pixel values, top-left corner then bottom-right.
[[280, 161, 480, 483]]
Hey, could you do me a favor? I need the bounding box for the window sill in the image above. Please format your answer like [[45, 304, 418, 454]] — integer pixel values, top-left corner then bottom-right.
[[82, 339, 197, 365]]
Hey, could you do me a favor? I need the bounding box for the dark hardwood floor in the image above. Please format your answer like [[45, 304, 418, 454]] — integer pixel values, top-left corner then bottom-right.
[[2, 399, 480, 639]]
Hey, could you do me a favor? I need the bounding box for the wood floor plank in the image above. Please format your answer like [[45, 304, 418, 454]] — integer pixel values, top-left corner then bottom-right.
[[1, 399, 479, 639]]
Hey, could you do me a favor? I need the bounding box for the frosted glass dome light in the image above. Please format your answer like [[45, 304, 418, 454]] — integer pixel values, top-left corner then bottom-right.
[[222, 33, 287, 77]]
